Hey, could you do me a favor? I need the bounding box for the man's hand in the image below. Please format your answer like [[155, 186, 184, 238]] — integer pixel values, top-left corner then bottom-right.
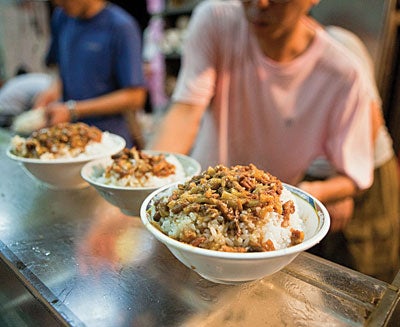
[[326, 197, 354, 232], [44, 102, 71, 126]]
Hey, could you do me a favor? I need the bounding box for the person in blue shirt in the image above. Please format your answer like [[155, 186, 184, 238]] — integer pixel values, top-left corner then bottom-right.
[[34, 0, 146, 147]]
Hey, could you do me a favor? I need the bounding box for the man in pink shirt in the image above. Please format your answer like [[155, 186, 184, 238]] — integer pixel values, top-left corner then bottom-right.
[[150, 0, 374, 252]]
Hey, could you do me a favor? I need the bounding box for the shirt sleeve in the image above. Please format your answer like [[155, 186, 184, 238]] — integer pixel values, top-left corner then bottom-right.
[[172, 1, 218, 106], [325, 26, 382, 107], [326, 70, 374, 190]]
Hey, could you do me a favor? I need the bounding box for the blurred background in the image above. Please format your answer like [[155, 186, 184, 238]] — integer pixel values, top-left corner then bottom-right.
[[0, 0, 400, 152]]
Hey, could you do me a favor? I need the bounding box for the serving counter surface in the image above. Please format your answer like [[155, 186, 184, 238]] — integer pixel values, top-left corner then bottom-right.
[[1, 128, 399, 326]]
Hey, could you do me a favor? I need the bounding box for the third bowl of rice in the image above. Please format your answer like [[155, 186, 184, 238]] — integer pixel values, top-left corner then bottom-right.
[[6, 122, 125, 189]]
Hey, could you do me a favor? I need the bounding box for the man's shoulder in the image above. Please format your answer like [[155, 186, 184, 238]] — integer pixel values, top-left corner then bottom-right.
[[51, 7, 70, 26], [194, 0, 243, 20], [190, 0, 245, 40], [103, 3, 140, 31], [316, 29, 366, 80]]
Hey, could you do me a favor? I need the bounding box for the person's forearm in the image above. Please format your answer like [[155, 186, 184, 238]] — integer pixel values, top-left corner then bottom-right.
[[298, 174, 358, 204], [72, 87, 146, 118], [148, 102, 206, 154]]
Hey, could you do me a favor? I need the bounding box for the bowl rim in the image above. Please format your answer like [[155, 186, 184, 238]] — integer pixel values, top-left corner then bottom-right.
[[81, 151, 202, 191], [140, 182, 330, 260], [6, 133, 126, 164]]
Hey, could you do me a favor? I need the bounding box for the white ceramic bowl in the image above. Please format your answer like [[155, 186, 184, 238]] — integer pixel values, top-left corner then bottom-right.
[[140, 183, 330, 284], [6, 133, 126, 189], [81, 151, 201, 217]]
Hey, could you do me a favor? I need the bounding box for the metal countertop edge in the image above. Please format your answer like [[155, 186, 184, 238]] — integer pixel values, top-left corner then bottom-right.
[[0, 240, 84, 327]]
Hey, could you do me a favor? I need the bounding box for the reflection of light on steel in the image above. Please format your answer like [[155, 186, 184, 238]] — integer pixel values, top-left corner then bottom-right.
[[0, 212, 11, 231], [182, 276, 328, 327], [77, 206, 155, 271], [69, 281, 120, 324], [70, 209, 156, 324], [115, 224, 154, 265]]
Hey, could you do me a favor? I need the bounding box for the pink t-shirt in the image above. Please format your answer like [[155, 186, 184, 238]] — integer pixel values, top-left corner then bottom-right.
[[172, 0, 374, 189]]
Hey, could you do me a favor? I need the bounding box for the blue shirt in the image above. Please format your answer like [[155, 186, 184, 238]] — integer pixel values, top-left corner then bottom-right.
[[46, 4, 145, 146]]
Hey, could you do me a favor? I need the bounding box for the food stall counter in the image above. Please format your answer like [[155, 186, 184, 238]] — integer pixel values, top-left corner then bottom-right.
[[0, 128, 399, 327]]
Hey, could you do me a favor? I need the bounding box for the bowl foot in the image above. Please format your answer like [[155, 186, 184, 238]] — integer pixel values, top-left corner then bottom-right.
[[41, 181, 90, 190], [197, 273, 259, 285]]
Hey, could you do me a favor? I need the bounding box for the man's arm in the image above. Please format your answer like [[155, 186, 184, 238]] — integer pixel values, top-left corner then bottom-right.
[[148, 102, 207, 154], [298, 175, 358, 231], [298, 174, 357, 204], [67, 87, 146, 117], [42, 87, 146, 125]]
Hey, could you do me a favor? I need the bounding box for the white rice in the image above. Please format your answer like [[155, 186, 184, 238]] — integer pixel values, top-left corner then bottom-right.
[[76, 132, 118, 158]]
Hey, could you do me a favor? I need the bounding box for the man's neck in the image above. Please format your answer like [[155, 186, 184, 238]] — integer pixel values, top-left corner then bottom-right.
[[255, 20, 316, 63], [79, 0, 107, 19]]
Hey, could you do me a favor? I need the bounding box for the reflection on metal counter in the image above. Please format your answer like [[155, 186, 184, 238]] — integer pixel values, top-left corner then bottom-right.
[[0, 128, 399, 326]]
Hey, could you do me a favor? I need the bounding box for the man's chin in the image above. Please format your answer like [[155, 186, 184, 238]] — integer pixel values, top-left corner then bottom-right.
[[248, 17, 275, 27], [249, 20, 273, 32]]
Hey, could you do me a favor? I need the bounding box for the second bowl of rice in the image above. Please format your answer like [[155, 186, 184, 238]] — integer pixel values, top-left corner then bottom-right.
[[81, 148, 201, 216], [140, 164, 330, 284]]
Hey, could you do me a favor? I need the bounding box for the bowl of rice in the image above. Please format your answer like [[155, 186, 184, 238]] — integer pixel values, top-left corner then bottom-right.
[[6, 122, 126, 189], [140, 164, 330, 284], [81, 147, 201, 216]]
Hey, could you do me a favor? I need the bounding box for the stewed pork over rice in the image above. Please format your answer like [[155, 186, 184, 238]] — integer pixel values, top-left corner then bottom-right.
[[148, 164, 305, 252], [10, 122, 113, 159], [94, 147, 186, 187]]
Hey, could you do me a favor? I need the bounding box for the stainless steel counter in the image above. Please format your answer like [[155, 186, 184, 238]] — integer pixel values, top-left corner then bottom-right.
[[1, 128, 400, 327]]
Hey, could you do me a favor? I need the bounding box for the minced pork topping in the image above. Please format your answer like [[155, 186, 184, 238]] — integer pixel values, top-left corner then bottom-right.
[[151, 164, 304, 252], [11, 122, 102, 159], [104, 147, 176, 185]]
